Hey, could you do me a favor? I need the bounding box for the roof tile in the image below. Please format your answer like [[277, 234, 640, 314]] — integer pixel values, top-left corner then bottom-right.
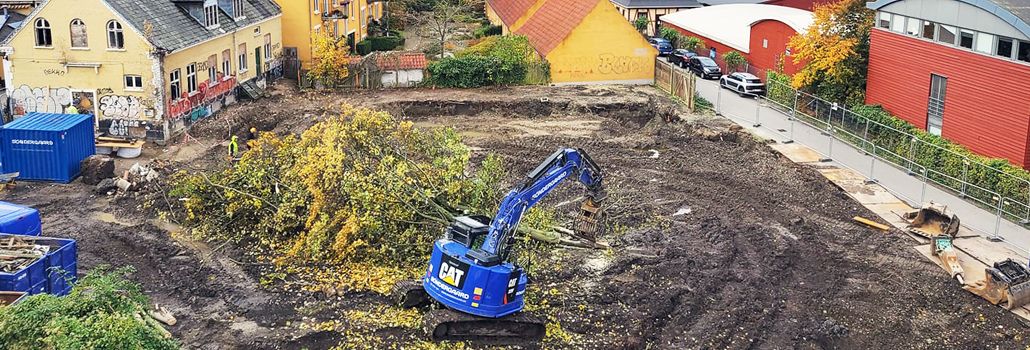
[[103, 0, 281, 52], [487, 0, 537, 26], [514, 0, 600, 56]]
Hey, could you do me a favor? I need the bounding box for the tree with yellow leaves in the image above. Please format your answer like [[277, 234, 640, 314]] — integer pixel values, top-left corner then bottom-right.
[[307, 33, 351, 88], [788, 0, 873, 104]]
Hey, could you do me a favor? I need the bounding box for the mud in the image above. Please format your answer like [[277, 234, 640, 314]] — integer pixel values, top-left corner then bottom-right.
[[4, 83, 1028, 349]]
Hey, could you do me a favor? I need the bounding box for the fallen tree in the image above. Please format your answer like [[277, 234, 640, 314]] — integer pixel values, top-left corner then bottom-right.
[[171, 106, 572, 293]]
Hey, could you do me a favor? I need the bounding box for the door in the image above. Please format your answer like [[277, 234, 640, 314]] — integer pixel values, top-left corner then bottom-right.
[[255, 47, 263, 76], [926, 74, 947, 136]]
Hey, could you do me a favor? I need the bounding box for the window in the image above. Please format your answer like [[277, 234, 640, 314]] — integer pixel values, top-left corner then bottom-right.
[[70, 19, 87, 48], [976, 32, 994, 53], [264, 34, 272, 60], [877, 12, 891, 29], [34, 18, 52, 47], [959, 29, 974, 49], [361, 7, 366, 28], [186, 63, 198, 93], [254, 27, 261, 36], [1018, 40, 1030, 63], [204, 2, 219, 28], [997, 37, 1014, 58], [222, 49, 232, 77], [891, 14, 905, 33], [926, 74, 947, 136], [233, 0, 245, 19], [921, 21, 935, 40], [169, 69, 181, 100], [207, 55, 217, 82], [905, 17, 920, 36], [107, 21, 124, 49], [238, 43, 248, 71], [937, 24, 956, 45], [125, 75, 143, 90]]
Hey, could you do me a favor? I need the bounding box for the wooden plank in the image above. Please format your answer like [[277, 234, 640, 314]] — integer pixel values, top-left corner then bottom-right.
[[853, 216, 890, 231]]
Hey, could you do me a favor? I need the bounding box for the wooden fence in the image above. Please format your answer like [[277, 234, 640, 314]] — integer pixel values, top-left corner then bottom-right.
[[654, 59, 696, 111]]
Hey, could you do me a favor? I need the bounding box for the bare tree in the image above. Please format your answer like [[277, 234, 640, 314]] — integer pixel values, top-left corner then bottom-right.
[[406, 0, 474, 56]]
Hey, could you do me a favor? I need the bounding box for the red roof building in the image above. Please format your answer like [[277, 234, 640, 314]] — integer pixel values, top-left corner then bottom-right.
[[866, 0, 1030, 167]]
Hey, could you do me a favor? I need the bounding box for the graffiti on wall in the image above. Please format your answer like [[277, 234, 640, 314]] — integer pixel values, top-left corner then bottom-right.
[[167, 76, 237, 123], [597, 53, 647, 75], [10, 85, 72, 116], [99, 95, 145, 120], [99, 118, 159, 138]]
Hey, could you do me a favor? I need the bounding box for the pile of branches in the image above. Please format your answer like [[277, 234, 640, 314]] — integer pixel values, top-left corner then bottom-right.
[[171, 106, 560, 277], [0, 267, 177, 349]]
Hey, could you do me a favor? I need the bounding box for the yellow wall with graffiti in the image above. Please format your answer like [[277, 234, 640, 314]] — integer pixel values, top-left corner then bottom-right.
[[546, 0, 656, 84], [275, 0, 384, 68], [4, 0, 155, 120]]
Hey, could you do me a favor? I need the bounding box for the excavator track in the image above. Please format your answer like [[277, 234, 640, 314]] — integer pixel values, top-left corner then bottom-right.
[[392, 280, 432, 309], [424, 308, 545, 344]]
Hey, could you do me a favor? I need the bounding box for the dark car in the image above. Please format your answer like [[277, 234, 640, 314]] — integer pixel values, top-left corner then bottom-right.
[[720, 72, 765, 97], [648, 37, 674, 56], [668, 49, 696, 67], [688, 56, 722, 79]]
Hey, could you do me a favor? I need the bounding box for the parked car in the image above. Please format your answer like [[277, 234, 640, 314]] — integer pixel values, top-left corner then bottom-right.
[[687, 56, 721, 79], [720, 72, 766, 97], [668, 49, 696, 67], [648, 38, 674, 56]]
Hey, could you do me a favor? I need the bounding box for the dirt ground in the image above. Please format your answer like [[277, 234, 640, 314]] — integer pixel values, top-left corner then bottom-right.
[[5, 82, 1030, 349]]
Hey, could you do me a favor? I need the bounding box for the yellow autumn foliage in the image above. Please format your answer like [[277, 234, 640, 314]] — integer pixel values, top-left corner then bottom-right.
[[787, 0, 873, 101]]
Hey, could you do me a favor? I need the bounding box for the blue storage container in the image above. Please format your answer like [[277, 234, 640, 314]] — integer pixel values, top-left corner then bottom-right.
[[0, 113, 95, 183], [0, 234, 77, 296], [0, 201, 41, 236]]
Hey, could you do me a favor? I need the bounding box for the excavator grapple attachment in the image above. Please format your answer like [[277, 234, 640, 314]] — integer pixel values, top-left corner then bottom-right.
[[574, 198, 605, 242], [964, 259, 1030, 310]]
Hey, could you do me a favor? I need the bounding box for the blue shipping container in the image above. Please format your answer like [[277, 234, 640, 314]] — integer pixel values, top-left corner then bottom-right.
[[0, 201, 41, 236], [0, 234, 77, 296], [0, 113, 95, 183]]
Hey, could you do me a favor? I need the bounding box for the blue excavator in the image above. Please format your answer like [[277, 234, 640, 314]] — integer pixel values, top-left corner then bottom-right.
[[397, 147, 605, 343]]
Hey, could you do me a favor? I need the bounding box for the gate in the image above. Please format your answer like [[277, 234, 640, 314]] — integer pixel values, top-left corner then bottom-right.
[[654, 59, 696, 110], [281, 47, 301, 81]]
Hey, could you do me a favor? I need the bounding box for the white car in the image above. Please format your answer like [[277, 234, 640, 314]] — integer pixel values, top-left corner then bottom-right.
[[720, 72, 765, 97]]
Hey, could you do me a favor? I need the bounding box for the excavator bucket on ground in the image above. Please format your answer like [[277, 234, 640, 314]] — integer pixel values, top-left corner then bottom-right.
[[903, 203, 960, 239], [964, 259, 1030, 310]]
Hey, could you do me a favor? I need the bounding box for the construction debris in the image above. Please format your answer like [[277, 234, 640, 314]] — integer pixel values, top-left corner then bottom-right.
[[852, 216, 889, 231], [964, 259, 1030, 310], [0, 236, 47, 273], [902, 203, 959, 239], [80, 155, 115, 186]]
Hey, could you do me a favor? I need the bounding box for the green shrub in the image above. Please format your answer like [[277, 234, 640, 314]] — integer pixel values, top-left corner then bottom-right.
[[427, 55, 527, 88], [0, 267, 178, 350], [356, 40, 373, 55], [474, 24, 502, 38]]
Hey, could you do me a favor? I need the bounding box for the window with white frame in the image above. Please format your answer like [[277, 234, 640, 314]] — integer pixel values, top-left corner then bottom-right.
[[107, 20, 124, 49], [125, 75, 143, 90], [937, 24, 956, 45], [233, 0, 245, 19], [238, 43, 248, 71], [313, 0, 320, 13], [222, 49, 232, 77], [204, 1, 220, 28], [877, 12, 890, 28], [187, 63, 198, 93], [169, 69, 181, 100], [207, 54, 217, 83], [264, 34, 272, 60], [890, 14, 905, 33], [70, 19, 88, 48], [975, 32, 994, 53], [34, 18, 52, 47]]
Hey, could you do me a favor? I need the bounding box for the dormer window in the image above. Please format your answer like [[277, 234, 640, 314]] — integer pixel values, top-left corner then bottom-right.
[[204, 0, 220, 29], [233, 0, 245, 19]]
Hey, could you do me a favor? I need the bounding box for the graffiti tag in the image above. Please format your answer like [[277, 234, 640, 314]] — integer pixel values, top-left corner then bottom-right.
[[97, 88, 115, 95], [99, 95, 145, 120], [597, 54, 646, 75], [43, 69, 66, 76], [10, 85, 72, 116]]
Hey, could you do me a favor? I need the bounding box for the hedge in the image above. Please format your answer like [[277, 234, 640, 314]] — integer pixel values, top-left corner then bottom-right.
[[427, 55, 527, 88], [356, 33, 405, 55], [767, 70, 1030, 217], [474, 25, 502, 38]]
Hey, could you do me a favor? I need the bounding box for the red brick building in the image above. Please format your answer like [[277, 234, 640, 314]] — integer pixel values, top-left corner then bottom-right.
[[866, 0, 1030, 167], [660, 4, 812, 79]]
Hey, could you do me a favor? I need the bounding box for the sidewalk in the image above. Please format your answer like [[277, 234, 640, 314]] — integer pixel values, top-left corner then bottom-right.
[[693, 77, 1030, 259]]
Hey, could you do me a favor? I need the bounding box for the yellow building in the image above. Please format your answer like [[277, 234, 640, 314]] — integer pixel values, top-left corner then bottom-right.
[[0, 0, 283, 142], [275, 0, 386, 68], [485, 0, 657, 85]]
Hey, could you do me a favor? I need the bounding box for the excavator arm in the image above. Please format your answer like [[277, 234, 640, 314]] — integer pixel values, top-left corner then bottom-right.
[[466, 148, 603, 266]]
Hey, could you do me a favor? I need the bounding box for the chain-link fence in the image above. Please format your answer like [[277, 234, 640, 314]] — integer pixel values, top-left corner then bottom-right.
[[761, 78, 1030, 231]]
